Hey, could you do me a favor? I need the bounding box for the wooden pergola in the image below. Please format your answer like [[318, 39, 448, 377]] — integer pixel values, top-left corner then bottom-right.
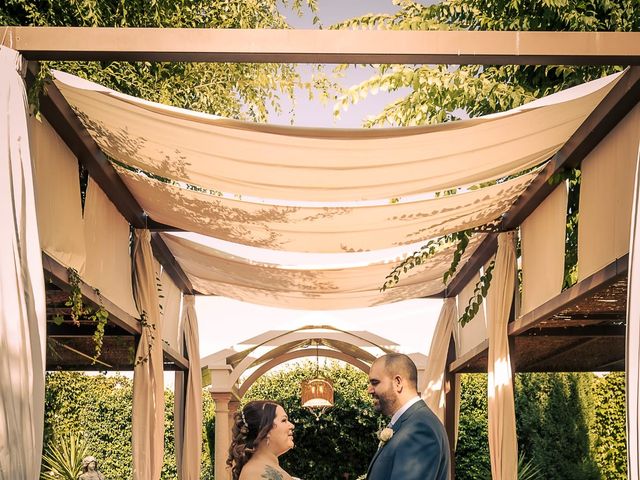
[[3, 27, 640, 480]]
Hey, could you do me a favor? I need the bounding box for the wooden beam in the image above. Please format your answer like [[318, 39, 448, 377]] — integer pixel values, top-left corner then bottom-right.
[[522, 325, 626, 337], [163, 342, 189, 371], [524, 337, 601, 371], [42, 252, 141, 335], [447, 67, 640, 297], [47, 323, 131, 336], [508, 254, 628, 336], [446, 256, 627, 373], [5, 28, 640, 64], [595, 358, 626, 371], [449, 339, 489, 374], [151, 233, 196, 295]]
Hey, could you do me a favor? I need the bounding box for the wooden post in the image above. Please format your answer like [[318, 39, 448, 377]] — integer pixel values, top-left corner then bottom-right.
[[211, 392, 234, 480], [444, 334, 457, 480]]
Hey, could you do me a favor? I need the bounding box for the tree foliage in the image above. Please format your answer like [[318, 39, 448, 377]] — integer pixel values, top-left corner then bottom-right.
[[457, 372, 627, 480], [333, 0, 637, 127], [515, 372, 600, 480], [243, 361, 383, 480], [1, 0, 321, 122]]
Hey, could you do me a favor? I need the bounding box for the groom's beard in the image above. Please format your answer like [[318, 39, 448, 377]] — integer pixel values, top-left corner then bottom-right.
[[372, 391, 395, 417]]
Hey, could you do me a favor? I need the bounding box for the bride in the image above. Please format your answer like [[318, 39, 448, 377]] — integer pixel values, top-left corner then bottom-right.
[[227, 400, 301, 480]]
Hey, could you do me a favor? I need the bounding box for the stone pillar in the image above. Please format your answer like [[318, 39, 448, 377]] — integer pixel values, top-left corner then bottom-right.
[[211, 392, 234, 480]]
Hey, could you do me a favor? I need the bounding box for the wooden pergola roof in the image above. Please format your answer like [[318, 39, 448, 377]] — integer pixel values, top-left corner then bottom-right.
[[451, 255, 628, 373], [4, 27, 638, 373]]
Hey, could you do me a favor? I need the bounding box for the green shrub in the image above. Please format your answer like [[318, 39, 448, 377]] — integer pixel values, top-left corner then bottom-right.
[[515, 372, 600, 480], [592, 373, 627, 479], [455, 374, 490, 480], [44, 372, 176, 479]]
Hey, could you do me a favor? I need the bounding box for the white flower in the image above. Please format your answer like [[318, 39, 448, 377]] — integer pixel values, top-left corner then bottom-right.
[[377, 427, 394, 444]]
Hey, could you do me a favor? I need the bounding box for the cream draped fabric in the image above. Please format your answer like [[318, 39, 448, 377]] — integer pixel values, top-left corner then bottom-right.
[[578, 103, 640, 280], [421, 298, 457, 424], [520, 184, 568, 314], [0, 47, 46, 480], [487, 232, 518, 480], [117, 166, 535, 253], [161, 232, 483, 310], [53, 70, 620, 202], [180, 295, 202, 480], [156, 258, 183, 351], [456, 272, 487, 356], [627, 143, 640, 480], [132, 229, 165, 480], [30, 114, 86, 273], [83, 178, 138, 316]]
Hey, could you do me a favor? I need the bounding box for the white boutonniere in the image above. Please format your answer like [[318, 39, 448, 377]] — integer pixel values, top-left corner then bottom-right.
[[377, 427, 394, 447]]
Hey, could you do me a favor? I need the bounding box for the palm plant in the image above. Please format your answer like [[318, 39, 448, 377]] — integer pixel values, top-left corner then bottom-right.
[[476, 451, 543, 480], [517, 452, 544, 480], [41, 432, 90, 480]]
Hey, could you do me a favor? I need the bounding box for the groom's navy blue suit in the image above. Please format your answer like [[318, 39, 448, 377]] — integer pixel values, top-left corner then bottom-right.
[[366, 399, 450, 480]]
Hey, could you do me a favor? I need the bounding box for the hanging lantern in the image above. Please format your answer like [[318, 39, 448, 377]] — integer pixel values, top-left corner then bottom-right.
[[301, 344, 334, 417], [301, 378, 334, 409]]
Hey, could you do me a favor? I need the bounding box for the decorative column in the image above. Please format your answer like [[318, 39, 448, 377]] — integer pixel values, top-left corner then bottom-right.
[[211, 392, 234, 480], [228, 399, 240, 431]]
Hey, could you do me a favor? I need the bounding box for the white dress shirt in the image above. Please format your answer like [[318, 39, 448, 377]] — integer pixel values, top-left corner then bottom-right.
[[389, 396, 422, 427]]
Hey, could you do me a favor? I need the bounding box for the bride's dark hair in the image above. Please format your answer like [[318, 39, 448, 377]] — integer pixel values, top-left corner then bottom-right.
[[227, 400, 279, 480]]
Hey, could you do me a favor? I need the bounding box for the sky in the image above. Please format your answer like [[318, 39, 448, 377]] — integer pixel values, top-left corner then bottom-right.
[[195, 0, 444, 361], [267, 0, 414, 128]]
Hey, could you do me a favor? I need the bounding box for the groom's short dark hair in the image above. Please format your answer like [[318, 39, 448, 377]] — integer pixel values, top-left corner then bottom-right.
[[380, 353, 418, 389]]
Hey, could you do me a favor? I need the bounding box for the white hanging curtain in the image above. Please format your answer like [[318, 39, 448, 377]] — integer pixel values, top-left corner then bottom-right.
[[0, 46, 47, 480], [577, 103, 640, 280], [30, 114, 86, 273], [180, 295, 202, 480], [520, 184, 568, 314], [486, 232, 518, 480], [132, 229, 165, 480], [626, 143, 640, 480], [421, 298, 457, 424]]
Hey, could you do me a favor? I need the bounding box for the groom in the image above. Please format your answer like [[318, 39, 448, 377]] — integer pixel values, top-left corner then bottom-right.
[[366, 353, 450, 480]]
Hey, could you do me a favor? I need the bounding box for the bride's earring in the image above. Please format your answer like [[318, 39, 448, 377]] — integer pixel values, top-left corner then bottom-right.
[[267, 435, 270, 447]]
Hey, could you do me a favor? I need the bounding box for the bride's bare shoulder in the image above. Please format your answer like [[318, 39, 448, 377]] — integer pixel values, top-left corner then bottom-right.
[[239, 461, 291, 480]]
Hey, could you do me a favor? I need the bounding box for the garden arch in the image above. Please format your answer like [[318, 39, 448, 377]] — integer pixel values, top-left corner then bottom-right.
[[202, 327, 428, 479]]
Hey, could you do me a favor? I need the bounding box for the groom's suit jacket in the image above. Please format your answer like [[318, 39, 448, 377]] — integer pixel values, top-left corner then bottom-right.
[[366, 400, 450, 480]]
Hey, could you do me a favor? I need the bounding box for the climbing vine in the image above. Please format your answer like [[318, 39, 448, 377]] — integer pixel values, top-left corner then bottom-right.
[[89, 289, 109, 362], [133, 274, 163, 366], [134, 311, 156, 366], [381, 230, 473, 292], [381, 228, 498, 326], [458, 260, 495, 327], [66, 268, 90, 326], [64, 268, 109, 363]]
